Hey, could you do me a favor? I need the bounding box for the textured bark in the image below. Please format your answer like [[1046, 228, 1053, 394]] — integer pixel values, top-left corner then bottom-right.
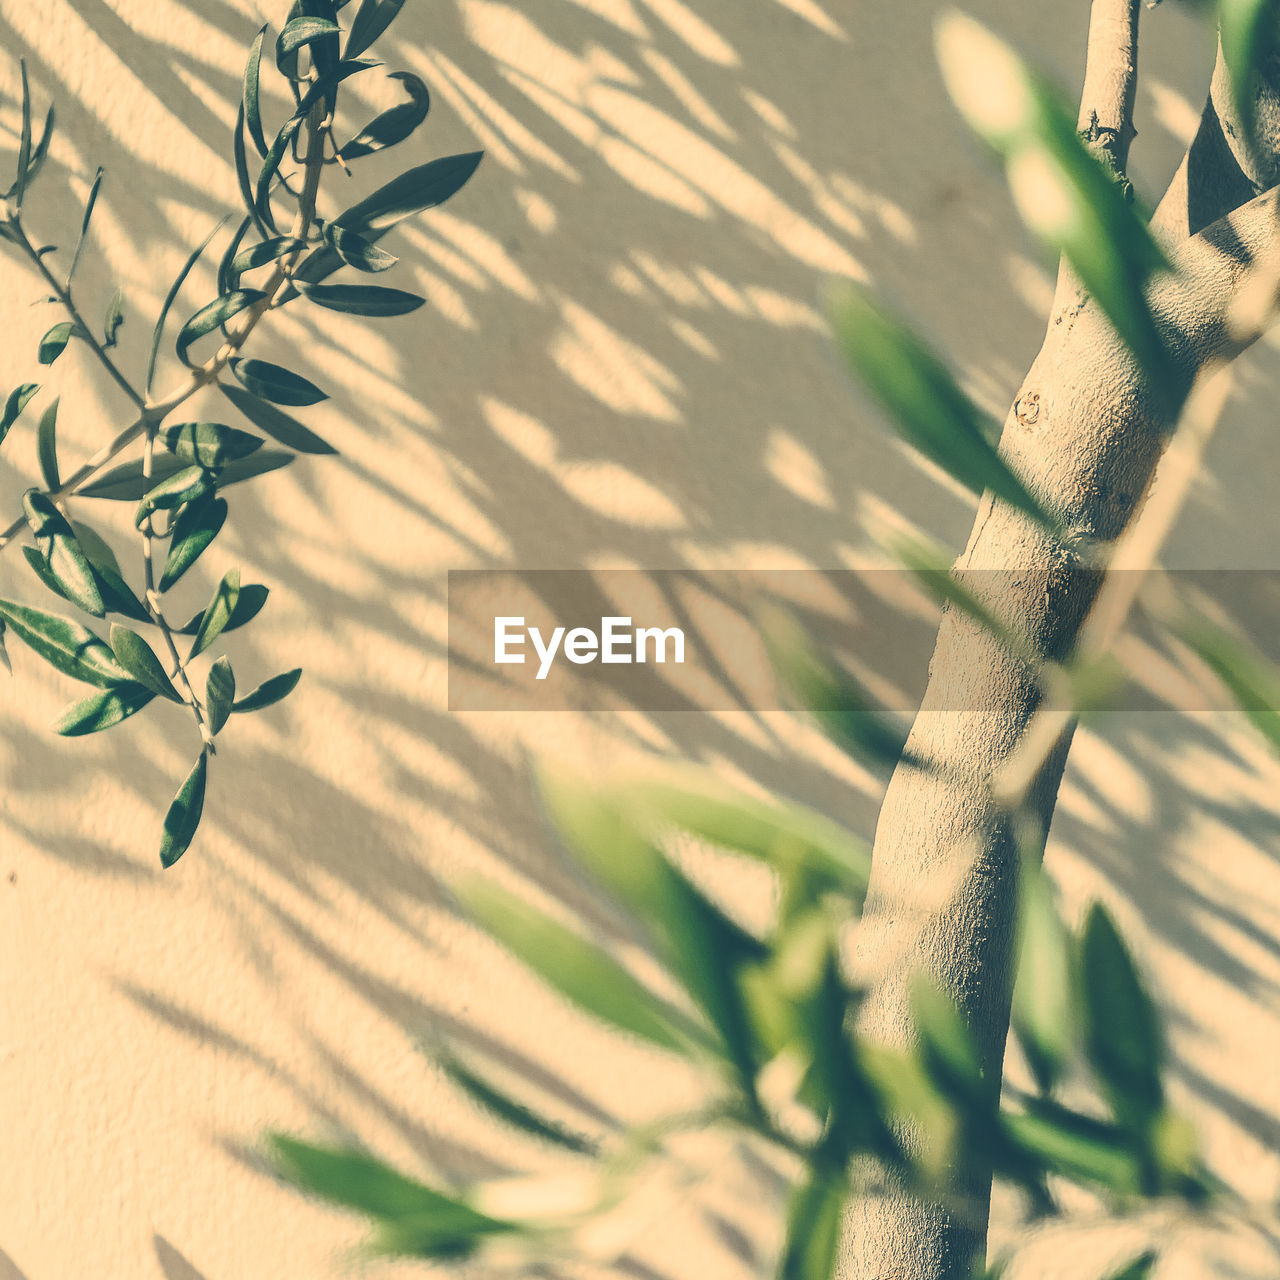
[[838, 26, 1280, 1280]]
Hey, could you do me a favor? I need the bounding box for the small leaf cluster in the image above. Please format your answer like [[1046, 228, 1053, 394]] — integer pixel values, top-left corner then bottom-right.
[[1, 0, 482, 865]]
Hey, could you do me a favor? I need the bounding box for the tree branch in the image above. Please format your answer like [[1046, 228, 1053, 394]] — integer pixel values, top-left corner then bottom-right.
[[1076, 0, 1140, 173]]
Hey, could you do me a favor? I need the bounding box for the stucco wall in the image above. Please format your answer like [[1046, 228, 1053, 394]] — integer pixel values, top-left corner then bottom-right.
[[1, 1, 1279, 1276]]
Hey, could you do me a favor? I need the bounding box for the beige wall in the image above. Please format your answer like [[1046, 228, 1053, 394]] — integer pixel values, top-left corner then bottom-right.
[[1, 0, 1278, 1276]]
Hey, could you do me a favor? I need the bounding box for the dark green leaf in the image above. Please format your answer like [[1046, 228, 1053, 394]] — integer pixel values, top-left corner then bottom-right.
[[230, 358, 327, 407], [324, 224, 398, 273], [160, 496, 228, 592], [66, 166, 103, 286], [205, 656, 235, 735], [68, 521, 121, 577], [36, 397, 59, 491], [38, 321, 78, 366], [296, 58, 382, 121], [13, 59, 32, 206], [254, 117, 303, 233], [828, 281, 1055, 527], [175, 291, 265, 366], [230, 236, 303, 280], [189, 569, 241, 658], [20, 103, 55, 194], [179, 583, 268, 637], [233, 666, 301, 712], [243, 24, 269, 157], [233, 104, 260, 235], [1, 383, 40, 443], [78, 454, 191, 500], [108, 624, 181, 701], [134, 465, 212, 528], [147, 216, 229, 392], [213, 448, 295, 486], [300, 282, 424, 316], [277, 16, 340, 61], [333, 151, 484, 235], [159, 753, 208, 868], [219, 382, 336, 454], [70, 524, 149, 623], [457, 878, 698, 1054], [217, 216, 254, 297], [778, 1172, 846, 1280], [0, 599, 130, 686], [344, 0, 406, 59], [53, 682, 155, 736], [23, 544, 77, 605], [1080, 904, 1164, 1126], [23, 489, 105, 617], [160, 421, 264, 469], [342, 71, 429, 160], [1108, 1252, 1158, 1280], [103, 291, 126, 348]]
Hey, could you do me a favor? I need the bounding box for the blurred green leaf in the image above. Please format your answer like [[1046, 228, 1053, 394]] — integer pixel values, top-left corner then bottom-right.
[[38, 321, 79, 366], [342, 71, 430, 160], [159, 752, 208, 868], [178, 583, 268, 637], [176, 290, 264, 367], [457, 878, 701, 1054], [911, 978, 987, 1107], [1, 383, 40, 443], [147, 215, 228, 393], [1220, 0, 1280, 144], [1182, 623, 1280, 756], [160, 496, 228, 592], [243, 24, 269, 157], [206, 656, 235, 735], [53, 682, 155, 736], [828, 281, 1055, 527], [1108, 1250, 1158, 1280], [108, 624, 181, 701], [161, 421, 264, 469], [103, 291, 126, 348], [189, 569, 241, 659], [232, 666, 302, 712], [1080, 904, 1164, 1127], [230, 357, 327, 407], [344, 0, 407, 59], [299, 282, 424, 316], [778, 1170, 846, 1280], [1012, 862, 1075, 1094], [35, 397, 59, 491], [66, 165, 103, 286], [0, 600, 130, 686], [23, 489, 106, 617], [324, 225, 398, 273], [219, 382, 337, 454], [758, 603, 911, 772], [135, 465, 212, 528], [1002, 1100, 1141, 1194]]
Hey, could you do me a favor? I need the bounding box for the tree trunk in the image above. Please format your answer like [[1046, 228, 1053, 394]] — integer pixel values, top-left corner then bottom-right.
[[838, 37, 1280, 1278]]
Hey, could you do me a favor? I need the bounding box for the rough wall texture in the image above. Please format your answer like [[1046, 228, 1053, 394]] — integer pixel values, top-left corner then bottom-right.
[[0, 1, 1278, 1277]]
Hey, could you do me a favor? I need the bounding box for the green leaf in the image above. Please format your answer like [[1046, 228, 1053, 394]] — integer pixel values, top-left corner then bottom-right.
[[0, 599, 130, 686], [13, 59, 32, 207], [299, 282, 424, 316], [828, 281, 1055, 527], [24, 103, 55, 191], [342, 71, 429, 160], [435, 1046, 596, 1155], [23, 489, 106, 617], [66, 166, 103, 286], [294, 57, 383, 118], [217, 216, 254, 297], [160, 421, 264, 469], [108, 624, 181, 701], [935, 15, 1170, 379], [1, 383, 40, 443], [53, 682, 155, 736], [135, 465, 212, 528], [344, 0, 407, 59], [38, 321, 79, 366], [229, 236, 304, 280], [70, 525, 150, 623], [77, 454, 191, 500], [758, 604, 911, 772], [103, 291, 126, 348], [147, 216, 229, 392], [277, 16, 340, 61], [179, 583, 268, 637], [233, 104, 260, 235], [911, 978, 987, 1108], [1079, 904, 1164, 1126], [1002, 1100, 1141, 1194], [214, 448, 295, 486], [23, 544, 77, 606], [232, 666, 302, 712], [324, 225, 398, 273], [68, 520, 121, 577], [230, 357, 327, 407], [1012, 862, 1075, 1094], [332, 152, 484, 235], [243, 24, 269, 157], [1181, 623, 1280, 756], [205, 656, 235, 735], [457, 878, 699, 1054], [159, 753, 208, 868], [160, 496, 228, 592], [269, 1135, 511, 1257], [36, 397, 59, 491], [1220, 0, 1280, 144], [253, 116, 303, 233], [219, 382, 337, 454], [1108, 1252, 1158, 1280], [189, 569, 241, 658], [778, 1172, 846, 1280], [176, 291, 265, 366]]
